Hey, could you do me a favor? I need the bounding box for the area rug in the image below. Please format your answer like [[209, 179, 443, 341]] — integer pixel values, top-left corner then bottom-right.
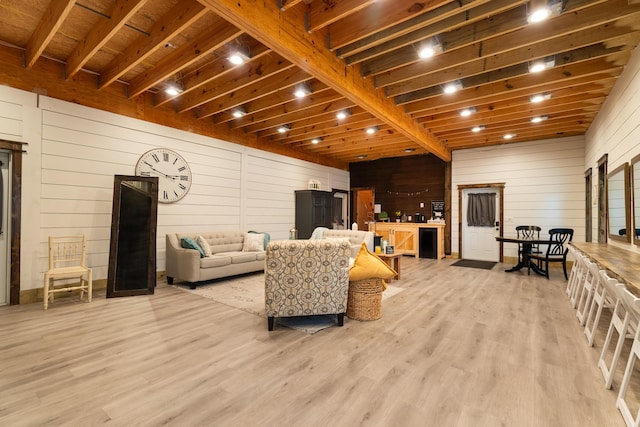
[[172, 273, 404, 334], [451, 259, 497, 270]]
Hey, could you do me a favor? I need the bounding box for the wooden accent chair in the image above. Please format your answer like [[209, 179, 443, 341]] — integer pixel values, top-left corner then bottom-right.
[[43, 235, 92, 310], [528, 228, 573, 279]]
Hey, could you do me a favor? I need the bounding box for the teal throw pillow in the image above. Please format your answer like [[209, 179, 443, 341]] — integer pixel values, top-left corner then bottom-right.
[[181, 237, 205, 258], [249, 231, 270, 250]]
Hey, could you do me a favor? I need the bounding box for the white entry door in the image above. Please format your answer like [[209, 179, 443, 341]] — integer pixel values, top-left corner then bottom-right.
[[0, 153, 9, 306], [462, 188, 500, 262]]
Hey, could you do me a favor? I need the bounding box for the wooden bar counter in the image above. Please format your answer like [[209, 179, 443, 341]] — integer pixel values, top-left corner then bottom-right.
[[571, 242, 640, 293], [373, 222, 445, 259]]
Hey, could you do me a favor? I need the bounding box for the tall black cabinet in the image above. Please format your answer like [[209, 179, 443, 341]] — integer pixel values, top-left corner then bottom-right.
[[295, 190, 334, 239]]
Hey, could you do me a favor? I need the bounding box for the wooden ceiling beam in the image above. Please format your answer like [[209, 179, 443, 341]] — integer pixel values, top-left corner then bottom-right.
[[194, 67, 311, 119], [177, 53, 294, 113], [66, 0, 148, 78], [306, 0, 375, 33], [128, 17, 242, 98], [199, 0, 451, 161], [326, 0, 452, 51], [99, 0, 208, 89], [25, 0, 76, 69]]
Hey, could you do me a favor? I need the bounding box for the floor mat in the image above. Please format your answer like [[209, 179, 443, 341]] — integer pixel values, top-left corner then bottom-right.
[[451, 259, 497, 270]]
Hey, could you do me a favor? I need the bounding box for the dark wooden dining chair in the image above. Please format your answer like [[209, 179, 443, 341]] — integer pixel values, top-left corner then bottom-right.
[[528, 228, 574, 279], [516, 225, 542, 263]]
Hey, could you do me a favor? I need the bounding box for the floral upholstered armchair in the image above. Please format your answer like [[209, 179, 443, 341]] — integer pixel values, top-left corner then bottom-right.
[[264, 239, 351, 331]]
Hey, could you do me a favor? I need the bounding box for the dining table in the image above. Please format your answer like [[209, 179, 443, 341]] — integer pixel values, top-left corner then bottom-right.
[[495, 235, 552, 277]]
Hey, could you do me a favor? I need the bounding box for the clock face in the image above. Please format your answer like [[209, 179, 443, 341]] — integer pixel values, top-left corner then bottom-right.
[[135, 148, 192, 203]]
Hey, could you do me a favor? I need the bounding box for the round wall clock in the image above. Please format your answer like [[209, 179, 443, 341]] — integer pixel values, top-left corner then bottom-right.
[[135, 148, 192, 203]]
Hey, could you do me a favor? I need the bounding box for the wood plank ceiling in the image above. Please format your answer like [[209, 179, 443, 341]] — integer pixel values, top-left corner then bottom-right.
[[1, 0, 640, 169]]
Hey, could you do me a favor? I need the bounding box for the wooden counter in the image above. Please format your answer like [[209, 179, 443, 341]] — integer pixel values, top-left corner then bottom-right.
[[571, 242, 640, 293], [374, 222, 445, 259]]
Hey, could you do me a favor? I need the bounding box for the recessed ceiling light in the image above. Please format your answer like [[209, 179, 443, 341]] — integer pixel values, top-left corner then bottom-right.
[[311, 137, 322, 144], [366, 126, 379, 135], [294, 84, 312, 98], [460, 107, 476, 117], [277, 124, 290, 133], [443, 80, 463, 94], [231, 106, 247, 118], [336, 109, 351, 120], [528, 56, 555, 73], [530, 92, 552, 103], [531, 115, 549, 123], [471, 125, 486, 132]]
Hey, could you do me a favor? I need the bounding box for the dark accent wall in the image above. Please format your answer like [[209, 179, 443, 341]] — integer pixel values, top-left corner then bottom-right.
[[350, 155, 446, 221]]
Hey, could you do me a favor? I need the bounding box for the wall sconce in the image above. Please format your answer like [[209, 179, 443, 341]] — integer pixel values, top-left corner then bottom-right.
[[231, 106, 247, 118], [336, 109, 351, 120], [471, 125, 486, 132], [528, 56, 555, 73], [530, 92, 552, 103], [277, 124, 291, 133], [531, 115, 549, 123], [294, 83, 312, 99], [442, 80, 463, 94], [365, 126, 379, 135], [459, 107, 476, 117]]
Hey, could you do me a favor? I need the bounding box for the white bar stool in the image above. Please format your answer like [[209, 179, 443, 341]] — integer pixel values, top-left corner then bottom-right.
[[584, 264, 616, 347], [617, 290, 640, 426], [598, 280, 638, 390], [576, 258, 598, 325]]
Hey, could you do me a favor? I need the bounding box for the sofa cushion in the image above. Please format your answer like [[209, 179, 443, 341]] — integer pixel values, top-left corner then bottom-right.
[[349, 242, 396, 281], [200, 255, 232, 268], [243, 232, 264, 252], [218, 251, 259, 264], [196, 235, 212, 257], [181, 237, 205, 258]]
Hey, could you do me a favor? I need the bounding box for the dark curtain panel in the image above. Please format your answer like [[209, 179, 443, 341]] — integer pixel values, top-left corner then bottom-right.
[[467, 193, 495, 227]]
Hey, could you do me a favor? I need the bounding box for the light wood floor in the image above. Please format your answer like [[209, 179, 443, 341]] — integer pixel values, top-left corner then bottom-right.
[[0, 257, 634, 426]]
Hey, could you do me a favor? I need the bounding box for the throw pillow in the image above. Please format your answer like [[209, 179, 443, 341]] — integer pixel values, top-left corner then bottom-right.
[[349, 242, 396, 281], [242, 232, 264, 252], [196, 235, 212, 257], [181, 237, 205, 258], [249, 231, 270, 250]]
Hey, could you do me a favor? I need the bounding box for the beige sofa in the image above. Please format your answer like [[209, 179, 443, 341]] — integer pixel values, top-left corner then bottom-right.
[[320, 229, 375, 257], [264, 239, 351, 331], [166, 231, 266, 288]]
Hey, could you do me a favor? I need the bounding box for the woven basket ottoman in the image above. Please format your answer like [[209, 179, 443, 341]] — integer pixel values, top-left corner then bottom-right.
[[347, 278, 385, 320]]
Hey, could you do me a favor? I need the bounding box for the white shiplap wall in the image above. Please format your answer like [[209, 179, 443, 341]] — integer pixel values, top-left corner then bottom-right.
[[451, 136, 585, 259], [0, 89, 349, 291], [585, 43, 640, 253]]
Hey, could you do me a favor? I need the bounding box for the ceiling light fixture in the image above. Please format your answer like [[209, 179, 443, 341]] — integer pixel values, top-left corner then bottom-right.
[[311, 137, 322, 144], [471, 125, 486, 132], [366, 126, 379, 135], [459, 107, 476, 117], [503, 133, 516, 140], [417, 37, 442, 59], [528, 56, 555, 73], [294, 83, 312, 99], [357, 154, 368, 159], [404, 148, 416, 153], [277, 124, 290, 133], [231, 106, 247, 118], [443, 80, 463, 94], [228, 46, 251, 65], [527, 0, 563, 24], [165, 79, 184, 96], [531, 115, 549, 123], [530, 92, 552, 103], [336, 109, 351, 120]]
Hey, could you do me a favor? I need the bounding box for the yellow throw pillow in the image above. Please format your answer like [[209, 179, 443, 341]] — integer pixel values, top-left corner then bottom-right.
[[349, 242, 397, 281]]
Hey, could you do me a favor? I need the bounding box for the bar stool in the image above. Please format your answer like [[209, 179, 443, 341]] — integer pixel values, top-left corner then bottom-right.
[[617, 291, 640, 426], [575, 258, 598, 325], [583, 263, 616, 347], [598, 279, 638, 390]]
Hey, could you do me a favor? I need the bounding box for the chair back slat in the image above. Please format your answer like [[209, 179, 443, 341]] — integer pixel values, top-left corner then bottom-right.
[[49, 235, 87, 269], [546, 228, 573, 256]]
